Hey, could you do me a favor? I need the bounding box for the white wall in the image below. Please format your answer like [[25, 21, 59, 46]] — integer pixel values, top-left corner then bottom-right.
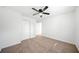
[[0, 7, 23, 49], [75, 7, 79, 50], [42, 12, 75, 44], [0, 7, 36, 49]]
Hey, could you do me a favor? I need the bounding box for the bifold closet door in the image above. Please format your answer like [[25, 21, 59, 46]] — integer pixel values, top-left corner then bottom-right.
[[22, 20, 31, 40], [22, 18, 36, 40]]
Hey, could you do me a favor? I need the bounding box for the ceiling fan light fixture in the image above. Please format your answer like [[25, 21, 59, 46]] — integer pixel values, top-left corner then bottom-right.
[[39, 13, 42, 15], [32, 6, 50, 18]]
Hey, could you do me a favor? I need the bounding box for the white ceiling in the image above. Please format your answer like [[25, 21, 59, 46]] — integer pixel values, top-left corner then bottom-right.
[[6, 6, 76, 22]]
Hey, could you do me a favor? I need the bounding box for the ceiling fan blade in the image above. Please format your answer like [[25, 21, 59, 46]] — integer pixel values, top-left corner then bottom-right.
[[33, 13, 39, 16], [32, 8, 39, 12], [43, 12, 50, 15], [43, 6, 48, 11]]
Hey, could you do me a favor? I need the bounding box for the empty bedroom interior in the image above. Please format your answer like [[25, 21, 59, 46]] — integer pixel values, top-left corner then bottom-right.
[[0, 6, 79, 53]]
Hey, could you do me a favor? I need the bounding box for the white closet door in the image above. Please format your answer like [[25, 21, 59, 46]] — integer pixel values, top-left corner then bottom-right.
[[22, 20, 30, 40]]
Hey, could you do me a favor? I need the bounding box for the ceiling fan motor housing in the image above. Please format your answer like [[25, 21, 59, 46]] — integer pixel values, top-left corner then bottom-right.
[[39, 9, 43, 12]]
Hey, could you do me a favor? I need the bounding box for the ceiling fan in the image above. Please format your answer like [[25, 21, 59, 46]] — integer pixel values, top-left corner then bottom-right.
[[32, 6, 50, 18]]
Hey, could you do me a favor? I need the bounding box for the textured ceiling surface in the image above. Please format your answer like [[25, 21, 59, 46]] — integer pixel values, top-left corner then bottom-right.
[[6, 6, 76, 22]]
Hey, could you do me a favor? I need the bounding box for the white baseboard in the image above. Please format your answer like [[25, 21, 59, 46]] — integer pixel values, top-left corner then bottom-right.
[[0, 41, 21, 51], [42, 34, 75, 45], [75, 46, 79, 51]]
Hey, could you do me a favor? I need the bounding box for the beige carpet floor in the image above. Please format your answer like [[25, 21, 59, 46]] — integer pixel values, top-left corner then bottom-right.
[[0, 36, 78, 53]]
